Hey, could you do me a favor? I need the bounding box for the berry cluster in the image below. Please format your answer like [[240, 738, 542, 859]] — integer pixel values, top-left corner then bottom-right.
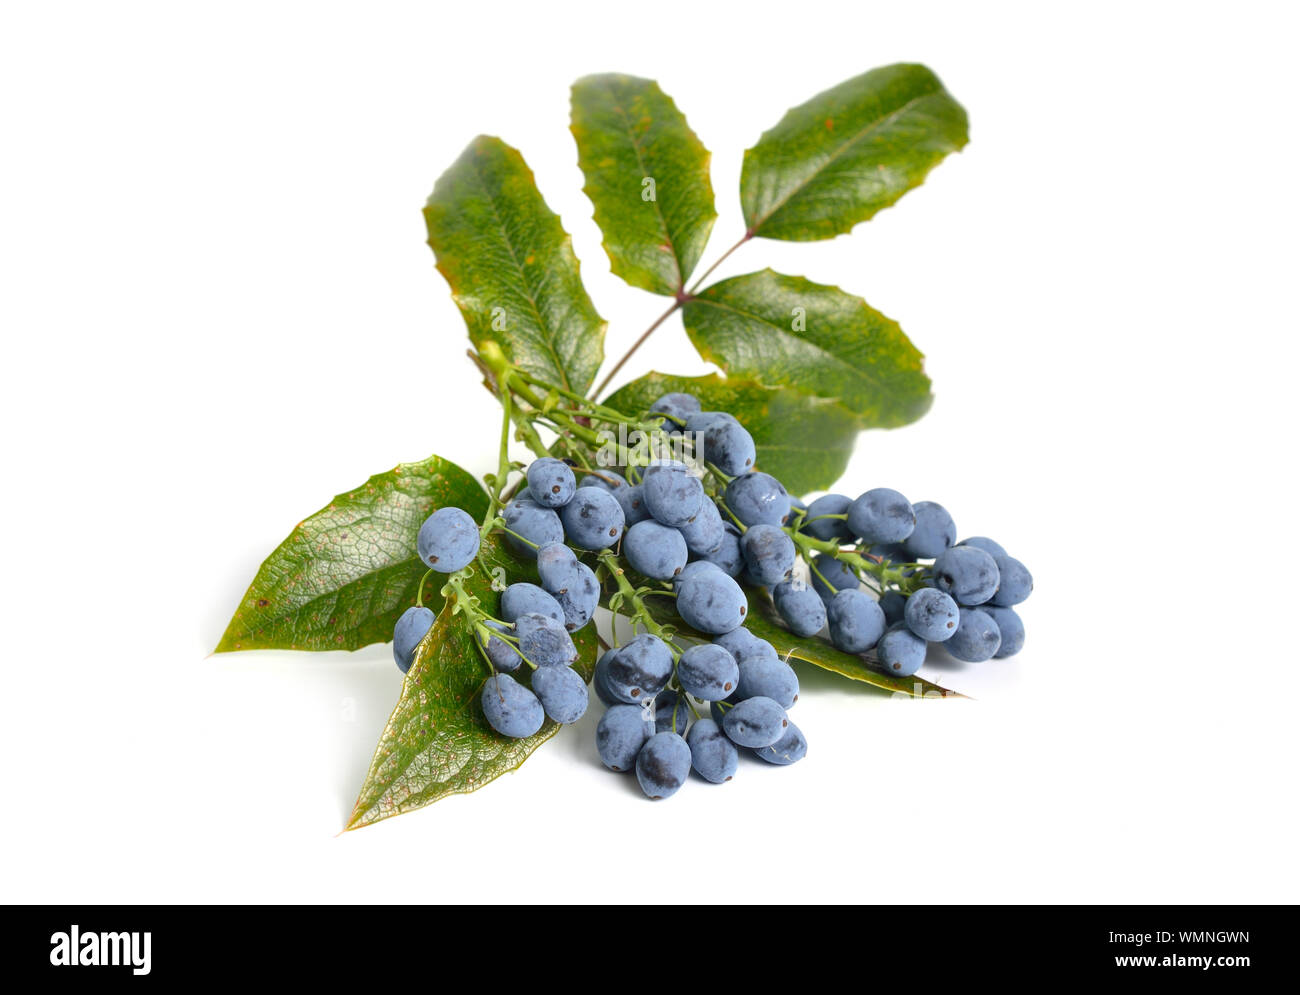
[[392, 386, 1031, 800]]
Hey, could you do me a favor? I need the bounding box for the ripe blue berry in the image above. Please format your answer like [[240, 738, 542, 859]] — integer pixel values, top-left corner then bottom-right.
[[932, 546, 1000, 606], [847, 488, 915, 544], [393, 605, 435, 674], [417, 506, 481, 572], [536, 541, 580, 594], [597, 704, 653, 772], [676, 567, 748, 634], [636, 732, 692, 799], [500, 582, 564, 624], [694, 413, 756, 476], [725, 472, 791, 527], [810, 553, 859, 601], [958, 536, 1006, 557], [479, 620, 521, 672], [983, 605, 1025, 657], [878, 590, 907, 627], [592, 648, 622, 706], [526, 457, 576, 508], [753, 721, 808, 765], [481, 673, 545, 738], [624, 519, 689, 580], [554, 561, 599, 632], [989, 554, 1033, 606], [740, 524, 795, 586], [878, 623, 927, 676], [642, 463, 705, 527], [721, 696, 788, 748], [687, 719, 739, 783], [513, 612, 577, 667], [502, 496, 564, 559], [677, 643, 740, 700], [773, 579, 828, 636], [734, 653, 799, 709], [827, 589, 886, 653], [678, 497, 725, 554], [712, 626, 774, 665], [606, 634, 674, 700], [946, 607, 1002, 662], [652, 689, 693, 735], [902, 501, 957, 559], [650, 392, 702, 423], [560, 487, 625, 550], [802, 493, 853, 541], [903, 587, 959, 642], [695, 521, 744, 576], [579, 470, 648, 525], [530, 665, 589, 724]]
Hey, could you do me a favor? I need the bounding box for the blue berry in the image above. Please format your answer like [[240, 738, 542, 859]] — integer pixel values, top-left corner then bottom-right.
[[989, 555, 1033, 606], [393, 605, 435, 674], [712, 626, 774, 665], [678, 497, 725, 555], [827, 589, 886, 653], [721, 696, 788, 748], [536, 541, 580, 594], [479, 620, 521, 672], [501, 582, 564, 624], [687, 719, 739, 783], [904, 587, 960, 642], [983, 605, 1025, 657], [802, 493, 853, 541], [902, 501, 956, 559], [554, 561, 599, 632], [579, 470, 648, 525], [513, 612, 577, 667], [592, 648, 622, 706], [560, 487, 625, 550], [753, 721, 808, 765], [502, 496, 563, 559], [946, 607, 1002, 662], [810, 554, 859, 601], [481, 673, 544, 738], [734, 653, 799, 709], [650, 392, 702, 424], [878, 590, 908, 627], [675, 559, 724, 586], [652, 689, 693, 735], [636, 732, 692, 799], [597, 704, 653, 772], [607, 634, 674, 700], [958, 536, 1006, 557], [694, 521, 744, 576], [530, 665, 589, 724], [677, 643, 740, 700], [624, 520, 688, 580], [676, 568, 748, 634], [878, 624, 927, 676], [694, 413, 756, 476], [932, 546, 1000, 606], [417, 506, 480, 572], [740, 524, 795, 586], [847, 488, 915, 544], [642, 463, 704, 528], [526, 457, 576, 508], [725, 472, 790, 527], [773, 579, 828, 636]]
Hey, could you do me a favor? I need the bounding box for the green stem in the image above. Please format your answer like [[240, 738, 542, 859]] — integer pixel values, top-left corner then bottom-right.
[[599, 551, 682, 660]]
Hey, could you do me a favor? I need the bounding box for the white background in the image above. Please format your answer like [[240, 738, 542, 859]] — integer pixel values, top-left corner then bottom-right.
[[2, 1, 1297, 903]]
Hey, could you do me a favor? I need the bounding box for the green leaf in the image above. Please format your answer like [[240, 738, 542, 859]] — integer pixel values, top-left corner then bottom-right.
[[346, 533, 599, 829], [571, 74, 717, 296], [216, 456, 487, 653], [606, 372, 861, 494], [741, 64, 969, 241], [424, 135, 607, 393], [684, 269, 931, 427], [744, 595, 965, 698]]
